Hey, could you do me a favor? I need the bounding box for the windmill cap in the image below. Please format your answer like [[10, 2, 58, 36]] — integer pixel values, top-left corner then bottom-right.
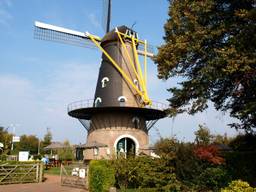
[[101, 25, 137, 44]]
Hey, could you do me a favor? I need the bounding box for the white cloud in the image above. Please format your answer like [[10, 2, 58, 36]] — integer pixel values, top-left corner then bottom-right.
[[0, 62, 98, 144]]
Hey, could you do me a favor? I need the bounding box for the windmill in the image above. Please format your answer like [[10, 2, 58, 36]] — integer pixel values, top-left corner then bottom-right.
[[34, 0, 167, 161]]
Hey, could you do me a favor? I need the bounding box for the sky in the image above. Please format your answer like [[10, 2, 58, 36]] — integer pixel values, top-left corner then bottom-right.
[[0, 0, 239, 144]]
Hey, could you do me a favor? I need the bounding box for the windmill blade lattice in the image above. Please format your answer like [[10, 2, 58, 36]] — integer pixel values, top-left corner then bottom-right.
[[137, 42, 157, 57], [102, 0, 111, 33], [34, 26, 97, 49]]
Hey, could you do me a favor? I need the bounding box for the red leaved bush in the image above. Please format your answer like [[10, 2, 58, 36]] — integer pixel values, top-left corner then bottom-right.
[[194, 145, 225, 165]]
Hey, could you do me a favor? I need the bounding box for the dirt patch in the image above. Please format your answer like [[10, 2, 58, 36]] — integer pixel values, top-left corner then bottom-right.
[[0, 174, 88, 192]]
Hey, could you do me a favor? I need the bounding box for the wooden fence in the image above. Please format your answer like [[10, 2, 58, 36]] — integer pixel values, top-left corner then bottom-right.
[[0, 163, 43, 184]]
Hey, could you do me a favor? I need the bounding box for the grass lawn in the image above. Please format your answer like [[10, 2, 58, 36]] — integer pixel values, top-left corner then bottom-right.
[[44, 167, 61, 175]]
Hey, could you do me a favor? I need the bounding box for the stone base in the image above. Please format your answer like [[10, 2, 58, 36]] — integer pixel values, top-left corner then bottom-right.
[[84, 127, 149, 160]]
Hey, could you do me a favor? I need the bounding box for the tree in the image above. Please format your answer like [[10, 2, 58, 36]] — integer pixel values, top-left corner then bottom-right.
[[15, 135, 39, 154], [155, 0, 256, 131], [0, 127, 12, 154], [42, 128, 52, 148], [194, 124, 212, 145], [194, 145, 225, 165], [58, 140, 74, 160]]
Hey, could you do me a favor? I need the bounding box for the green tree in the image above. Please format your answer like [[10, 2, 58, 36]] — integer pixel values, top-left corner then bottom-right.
[[155, 0, 256, 131], [42, 128, 52, 148], [194, 124, 212, 145], [0, 127, 12, 154], [15, 135, 39, 154], [57, 140, 74, 160], [154, 137, 177, 157]]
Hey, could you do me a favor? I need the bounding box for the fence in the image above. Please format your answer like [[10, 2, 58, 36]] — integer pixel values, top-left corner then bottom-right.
[[0, 162, 43, 184], [60, 163, 88, 189]]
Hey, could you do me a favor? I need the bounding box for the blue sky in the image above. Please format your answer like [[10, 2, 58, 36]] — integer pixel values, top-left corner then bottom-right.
[[0, 0, 239, 144]]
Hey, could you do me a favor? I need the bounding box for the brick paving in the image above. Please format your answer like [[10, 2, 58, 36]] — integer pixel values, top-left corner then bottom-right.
[[0, 174, 88, 192]]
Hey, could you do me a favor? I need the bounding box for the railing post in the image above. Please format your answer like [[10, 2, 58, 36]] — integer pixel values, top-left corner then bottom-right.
[[60, 163, 63, 183], [36, 163, 39, 182], [39, 162, 43, 182]]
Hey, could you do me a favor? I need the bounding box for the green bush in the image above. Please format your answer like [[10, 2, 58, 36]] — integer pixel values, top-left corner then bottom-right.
[[89, 160, 115, 192], [225, 151, 256, 186], [221, 180, 256, 192], [196, 167, 230, 191], [119, 188, 158, 192], [0, 154, 8, 161], [113, 156, 181, 191]]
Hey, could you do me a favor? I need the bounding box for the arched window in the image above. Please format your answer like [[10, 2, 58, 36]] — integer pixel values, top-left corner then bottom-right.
[[116, 137, 135, 158], [132, 117, 140, 129], [94, 97, 102, 107], [101, 77, 109, 88], [118, 96, 127, 106]]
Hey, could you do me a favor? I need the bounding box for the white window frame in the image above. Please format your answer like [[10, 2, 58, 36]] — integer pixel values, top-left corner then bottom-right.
[[101, 77, 109, 88], [94, 97, 102, 107]]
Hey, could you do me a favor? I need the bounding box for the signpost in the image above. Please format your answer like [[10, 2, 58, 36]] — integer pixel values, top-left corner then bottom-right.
[[11, 136, 20, 151], [12, 136, 20, 142], [18, 151, 29, 161]]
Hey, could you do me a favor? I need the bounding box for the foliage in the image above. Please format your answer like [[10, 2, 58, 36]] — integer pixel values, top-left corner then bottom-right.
[[194, 124, 212, 145], [89, 160, 115, 192], [194, 145, 225, 165], [224, 133, 256, 185], [154, 136, 231, 191], [173, 142, 202, 186], [0, 126, 12, 154], [155, 0, 256, 131], [119, 189, 158, 192], [225, 151, 256, 187], [196, 167, 230, 191], [228, 133, 256, 152], [221, 180, 256, 192], [154, 137, 177, 156], [113, 155, 181, 191], [57, 140, 74, 160], [213, 133, 231, 145], [41, 128, 52, 149], [15, 135, 39, 155]]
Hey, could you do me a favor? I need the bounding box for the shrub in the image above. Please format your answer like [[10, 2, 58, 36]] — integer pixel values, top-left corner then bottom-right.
[[221, 180, 256, 192], [196, 167, 230, 191], [194, 145, 225, 165], [89, 160, 115, 192], [113, 156, 181, 191]]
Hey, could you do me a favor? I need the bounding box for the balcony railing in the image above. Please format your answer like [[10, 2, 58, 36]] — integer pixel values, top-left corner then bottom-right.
[[67, 99, 168, 112]]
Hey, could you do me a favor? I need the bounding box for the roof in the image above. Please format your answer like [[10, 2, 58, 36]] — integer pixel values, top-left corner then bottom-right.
[[44, 142, 66, 150], [77, 141, 108, 149]]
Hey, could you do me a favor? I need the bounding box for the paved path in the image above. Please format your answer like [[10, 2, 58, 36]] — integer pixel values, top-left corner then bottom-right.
[[0, 174, 88, 192]]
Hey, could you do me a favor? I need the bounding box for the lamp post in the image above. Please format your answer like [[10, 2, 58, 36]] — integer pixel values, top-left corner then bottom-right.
[[38, 139, 40, 155], [10, 124, 20, 151]]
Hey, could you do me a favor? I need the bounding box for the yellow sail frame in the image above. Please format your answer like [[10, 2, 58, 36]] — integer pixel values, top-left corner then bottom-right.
[[87, 31, 151, 106]]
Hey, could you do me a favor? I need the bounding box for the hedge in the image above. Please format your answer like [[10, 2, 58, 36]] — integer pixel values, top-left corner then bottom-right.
[[89, 160, 115, 192]]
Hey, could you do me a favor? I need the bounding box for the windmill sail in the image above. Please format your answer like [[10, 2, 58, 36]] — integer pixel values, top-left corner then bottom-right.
[[102, 0, 111, 33], [34, 21, 99, 49], [137, 42, 156, 58]]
